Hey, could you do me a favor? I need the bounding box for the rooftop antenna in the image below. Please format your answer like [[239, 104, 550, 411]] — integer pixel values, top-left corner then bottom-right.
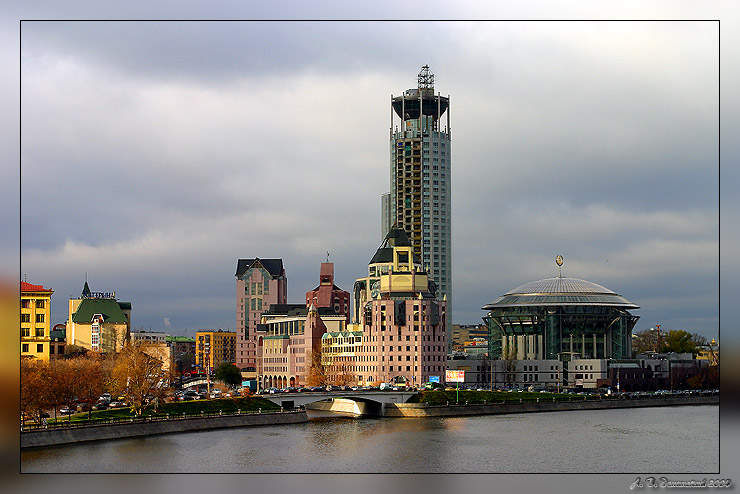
[[326, 250, 330, 263], [556, 255, 564, 278], [23, 273, 27, 282]]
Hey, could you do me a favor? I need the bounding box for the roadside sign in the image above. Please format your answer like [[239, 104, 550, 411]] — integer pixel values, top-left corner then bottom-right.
[[446, 370, 465, 383], [429, 375, 440, 383]]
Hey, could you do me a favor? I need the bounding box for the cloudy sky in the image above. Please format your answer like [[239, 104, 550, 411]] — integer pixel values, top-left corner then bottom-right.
[[11, 11, 731, 341]]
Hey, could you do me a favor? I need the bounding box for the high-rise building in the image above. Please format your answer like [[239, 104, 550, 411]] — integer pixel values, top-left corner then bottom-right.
[[235, 258, 287, 374], [383, 65, 451, 345]]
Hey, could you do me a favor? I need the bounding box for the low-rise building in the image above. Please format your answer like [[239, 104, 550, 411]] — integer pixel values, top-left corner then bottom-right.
[[196, 329, 237, 372], [49, 323, 66, 359], [21, 281, 54, 360], [66, 282, 131, 353]]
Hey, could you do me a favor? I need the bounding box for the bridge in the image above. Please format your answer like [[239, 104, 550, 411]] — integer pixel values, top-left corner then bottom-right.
[[260, 391, 417, 417]]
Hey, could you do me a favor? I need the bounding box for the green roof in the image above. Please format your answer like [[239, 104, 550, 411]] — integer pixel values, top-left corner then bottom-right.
[[166, 335, 195, 343], [71, 298, 130, 324]]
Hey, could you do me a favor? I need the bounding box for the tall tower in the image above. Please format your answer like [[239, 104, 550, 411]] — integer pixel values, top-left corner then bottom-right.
[[383, 65, 451, 340]]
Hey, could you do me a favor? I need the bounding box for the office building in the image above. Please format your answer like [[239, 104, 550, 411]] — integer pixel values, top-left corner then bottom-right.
[[352, 225, 447, 386], [235, 258, 287, 374], [383, 65, 452, 347]]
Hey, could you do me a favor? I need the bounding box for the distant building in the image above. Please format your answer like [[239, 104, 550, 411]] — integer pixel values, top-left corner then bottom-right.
[[196, 329, 237, 372], [131, 330, 167, 345], [450, 324, 488, 353], [49, 323, 66, 359], [66, 282, 131, 353], [21, 281, 54, 360], [235, 258, 287, 374], [305, 263, 351, 323], [257, 303, 346, 389]]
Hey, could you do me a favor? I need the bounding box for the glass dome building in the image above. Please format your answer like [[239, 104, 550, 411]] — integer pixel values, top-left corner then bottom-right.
[[482, 277, 639, 361]]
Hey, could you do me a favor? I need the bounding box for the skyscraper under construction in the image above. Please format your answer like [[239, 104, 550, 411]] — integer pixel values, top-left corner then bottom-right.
[[382, 65, 451, 334]]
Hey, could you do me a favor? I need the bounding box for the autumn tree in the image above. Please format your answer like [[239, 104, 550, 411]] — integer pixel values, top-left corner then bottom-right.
[[108, 342, 170, 416], [305, 348, 327, 387], [69, 353, 108, 420], [20, 358, 51, 424]]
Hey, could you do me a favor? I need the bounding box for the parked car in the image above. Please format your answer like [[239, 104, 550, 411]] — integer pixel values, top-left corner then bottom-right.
[[108, 401, 127, 408], [59, 406, 74, 414]]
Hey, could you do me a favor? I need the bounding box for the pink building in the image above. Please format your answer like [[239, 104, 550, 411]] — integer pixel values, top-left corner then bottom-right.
[[305, 263, 351, 323], [351, 226, 447, 387], [256, 303, 346, 389], [235, 258, 287, 374]]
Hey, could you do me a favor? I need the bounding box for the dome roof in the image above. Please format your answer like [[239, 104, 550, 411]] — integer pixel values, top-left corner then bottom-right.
[[483, 277, 639, 310]]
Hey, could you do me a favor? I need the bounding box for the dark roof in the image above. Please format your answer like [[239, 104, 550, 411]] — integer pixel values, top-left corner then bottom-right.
[[369, 225, 414, 265], [71, 299, 130, 324], [235, 258, 284, 277], [81, 281, 91, 298], [264, 304, 307, 316]]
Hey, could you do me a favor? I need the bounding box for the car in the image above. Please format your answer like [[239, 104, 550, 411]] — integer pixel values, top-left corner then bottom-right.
[[92, 402, 108, 410], [108, 401, 127, 408], [59, 406, 74, 414]]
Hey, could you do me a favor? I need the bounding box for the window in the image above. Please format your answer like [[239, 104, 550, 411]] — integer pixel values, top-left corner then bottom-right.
[[21, 314, 30, 323], [37, 300, 45, 308], [36, 314, 44, 323], [36, 344, 43, 353], [21, 300, 29, 308], [22, 344, 29, 352]]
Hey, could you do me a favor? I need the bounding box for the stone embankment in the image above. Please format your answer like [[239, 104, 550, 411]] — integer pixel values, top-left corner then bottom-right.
[[383, 394, 719, 417], [21, 410, 308, 449]]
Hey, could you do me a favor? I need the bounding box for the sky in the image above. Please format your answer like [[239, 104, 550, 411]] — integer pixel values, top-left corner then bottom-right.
[[8, 7, 735, 344]]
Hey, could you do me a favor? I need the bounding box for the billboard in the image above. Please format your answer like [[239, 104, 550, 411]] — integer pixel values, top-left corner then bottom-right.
[[429, 375, 440, 383], [445, 370, 465, 383]]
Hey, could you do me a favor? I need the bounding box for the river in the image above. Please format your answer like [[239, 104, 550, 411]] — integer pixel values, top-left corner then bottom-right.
[[21, 405, 717, 474]]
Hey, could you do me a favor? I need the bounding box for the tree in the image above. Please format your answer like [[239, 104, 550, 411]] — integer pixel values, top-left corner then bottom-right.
[[305, 349, 327, 387], [215, 362, 242, 387], [21, 358, 51, 424], [663, 330, 702, 356], [108, 342, 170, 416], [631, 328, 664, 356], [70, 353, 108, 420]]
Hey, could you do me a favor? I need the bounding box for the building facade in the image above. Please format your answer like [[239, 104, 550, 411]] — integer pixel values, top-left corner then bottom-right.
[[305, 263, 351, 324], [257, 304, 347, 389], [483, 276, 639, 362], [235, 258, 287, 373], [195, 329, 237, 372], [66, 282, 131, 354], [49, 323, 66, 359], [21, 281, 54, 360], [352, 226, 447, 387], [383, 65, 452, 346]]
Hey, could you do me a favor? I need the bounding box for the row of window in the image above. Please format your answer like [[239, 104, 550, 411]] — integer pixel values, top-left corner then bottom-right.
[[21, 343, 44, 353], [21, 299, 45, 308], [20, 314, 45, 323]]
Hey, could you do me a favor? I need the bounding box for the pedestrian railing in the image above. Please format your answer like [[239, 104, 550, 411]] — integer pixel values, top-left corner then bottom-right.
[[21, 407, 297, 432]]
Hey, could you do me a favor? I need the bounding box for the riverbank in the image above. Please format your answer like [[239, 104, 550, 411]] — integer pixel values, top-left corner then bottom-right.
[[384, 394, 718, 417], [21, 409, 308, 449]]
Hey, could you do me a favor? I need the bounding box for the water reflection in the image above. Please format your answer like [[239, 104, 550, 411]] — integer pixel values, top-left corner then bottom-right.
[[22, 406, 718, 473]]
